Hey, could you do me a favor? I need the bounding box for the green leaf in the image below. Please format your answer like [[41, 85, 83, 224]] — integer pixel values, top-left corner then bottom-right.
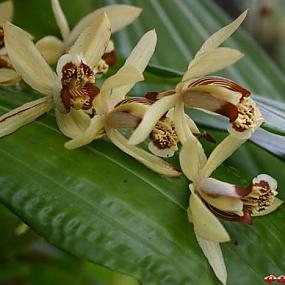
[[1, 0, 285, 285]]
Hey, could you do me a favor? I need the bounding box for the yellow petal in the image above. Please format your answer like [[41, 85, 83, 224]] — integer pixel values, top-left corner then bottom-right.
[[200, 191, 243, 216], [196, 10, 247, 56], [0, 0, 13, 23], [36, 36, 64, 65], [201, 135, 245, 179], [64, 115, 105, 149], [128, 94, 178, 145], [188, 184, 230, 242], [95, 65, 144, 114], [110, 30, 157, 107], [183, 47, 243, 81], [67, 4, 142, 46], [55, 108, 91, 139], [106, 127, 181, 177], [69, 12, 111, 68], [4, 22, 56, 95], [196, 236, 227, 285], [179, 137, 207, 182], [0, 97, 53, 137], [173, 98, 195, 144], [0, 68, 20, 85], [101, 65, 144, 93], [51, 0, 70, 42]]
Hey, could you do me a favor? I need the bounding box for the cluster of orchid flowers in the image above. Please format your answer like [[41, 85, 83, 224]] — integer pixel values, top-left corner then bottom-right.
[[0, 1, 282, 284]]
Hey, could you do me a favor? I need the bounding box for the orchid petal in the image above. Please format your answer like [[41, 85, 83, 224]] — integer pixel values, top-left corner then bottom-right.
[[106, 128, 181, 177], [4, 22, 56, 95], [0, 68, 20, 85], [101, 65, 144, 93], [36, 36, 64, 65], [179, 137, 207, 182], [0, 97, 53, 137], [188, 184, 230, 242], [201, 135, 245, 179], [183, 47, 243, 82], [200, 177, 250, 198], [128, 94, 178, 145], [64, 115, 104, 149], [200, 192, 244, 216], [110, 30, 157, 106], [67, 5, 142, 47], [173, 98, 195, 144], [51, 0, 70, 42], [69, 12, 111, 68], [196, 236, 227, 285], [196, 10, 247, 56], [55, 108, 91, 139], [0, 0, 13, 23], [95, 65, 144, 114]]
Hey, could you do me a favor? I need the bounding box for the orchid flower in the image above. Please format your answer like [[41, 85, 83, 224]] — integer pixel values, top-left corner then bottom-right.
[[179, 133, 282, 284], [63, 30, 180, 177], [0, 0, 21, 85], [128, 11, 263, 151], [36, 0, 142, 73], [0, 13, 111, 140]]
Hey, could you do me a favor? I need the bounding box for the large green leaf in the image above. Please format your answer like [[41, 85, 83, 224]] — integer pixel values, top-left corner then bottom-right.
[[1, 1, 284, 285]]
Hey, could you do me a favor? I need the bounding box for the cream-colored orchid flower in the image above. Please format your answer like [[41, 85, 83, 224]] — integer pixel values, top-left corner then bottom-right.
[[179, 133, 282, 285], [63, 30, 180, 177], [0, 0, 21, 85], [128, 11, 263, 150], [36, 0, 142, 73], [0, 13, 111, 139]]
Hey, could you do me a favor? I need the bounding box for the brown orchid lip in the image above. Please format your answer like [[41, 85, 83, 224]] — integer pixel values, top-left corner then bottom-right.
[[60, 61, 99, 112], [189, 76, 251, 98]]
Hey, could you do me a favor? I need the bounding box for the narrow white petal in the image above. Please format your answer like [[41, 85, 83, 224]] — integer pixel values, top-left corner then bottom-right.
[[69, 12, 111, 67], [0, 97, 53, 137], [55, 108, 91, 139], [189, 184, 230, 242], [64, 115, 104, 149], [110, 30, 157, 106], [179, 136, 207, 182], [196, 10, 247, 56], [51, 0, 70, 42], [183, 47, 243, 81], [67, 5, 142, 46], [106, 127, 181, 177], [128, 94, 178, 145], [36, 36, 64, 65], [0, 68, 20, 85], [200, 178, 246, 198], [201, 135, 245, 178], [4, 22, 56, 95], [0, 0, 13, 23], [196, 236, 227, 285]]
